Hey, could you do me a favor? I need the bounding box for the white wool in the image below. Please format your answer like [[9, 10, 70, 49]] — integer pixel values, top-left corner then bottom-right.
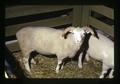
[[72, 28, 85, 43], [102, 51, 108, 58]]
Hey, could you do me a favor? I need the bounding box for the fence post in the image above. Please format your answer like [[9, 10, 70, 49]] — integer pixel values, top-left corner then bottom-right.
[[81, 5, 91, 26], [72, 6, 82, 27]]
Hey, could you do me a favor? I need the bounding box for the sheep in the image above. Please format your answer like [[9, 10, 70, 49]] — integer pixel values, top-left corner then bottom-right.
[[16, 26, 91, 74], [78, 26, 114, 78]]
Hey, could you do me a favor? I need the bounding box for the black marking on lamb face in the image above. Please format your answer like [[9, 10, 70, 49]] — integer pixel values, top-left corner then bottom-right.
[[92, 28, 99, 39], [73, 33, 91, 62], [81, 32, 86, 42], [63, 31, 71, 39]]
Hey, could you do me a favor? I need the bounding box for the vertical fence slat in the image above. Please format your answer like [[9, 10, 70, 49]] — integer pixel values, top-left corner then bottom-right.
[[72, 6, 82, 27], [81, 6, 91, 26]]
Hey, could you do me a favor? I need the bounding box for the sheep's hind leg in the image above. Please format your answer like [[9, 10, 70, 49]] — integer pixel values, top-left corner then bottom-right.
[[30, 51, 38, 64], [61, 62, 64, 70], [109, 69, 114, 78], [31, 59, 36, 64], [23, 56, 31, 73], [99, 63, 109, 78]]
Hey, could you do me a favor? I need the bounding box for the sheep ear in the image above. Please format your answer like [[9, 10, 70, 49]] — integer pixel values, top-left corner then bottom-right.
[[83, 26, 94, 35], [62, 27, 73, 39], [83, 26, 99, 39]]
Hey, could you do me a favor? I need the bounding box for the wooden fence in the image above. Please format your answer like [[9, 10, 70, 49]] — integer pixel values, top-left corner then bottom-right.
[[81, 5, 114, 37]]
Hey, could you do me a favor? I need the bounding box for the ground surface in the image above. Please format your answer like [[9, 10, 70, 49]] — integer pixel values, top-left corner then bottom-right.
[[12, 51, 102, 78]]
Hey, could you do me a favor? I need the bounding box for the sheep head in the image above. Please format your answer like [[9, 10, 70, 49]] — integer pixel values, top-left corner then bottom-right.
[[82, 26, 99, 39], [62, 26, 86, 43], [81, 26, 94, 35]]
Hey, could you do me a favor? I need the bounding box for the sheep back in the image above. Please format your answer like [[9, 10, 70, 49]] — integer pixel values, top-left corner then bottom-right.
[[16, 27, 80, 58], [87, 32, 114, 68]]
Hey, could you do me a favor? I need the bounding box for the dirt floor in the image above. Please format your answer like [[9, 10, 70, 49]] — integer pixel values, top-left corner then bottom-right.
[[12, 51, 102, 78]]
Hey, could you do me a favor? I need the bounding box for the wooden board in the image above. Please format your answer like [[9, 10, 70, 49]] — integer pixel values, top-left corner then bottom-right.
[[6, 5, 73, 19], [81, 6, 91, 26], [5, 15, 72, 37], [91, 5, 114, 20], [72, 6, 82, 27], [6, 41, 20, 52], [89, 17, 114, 37]]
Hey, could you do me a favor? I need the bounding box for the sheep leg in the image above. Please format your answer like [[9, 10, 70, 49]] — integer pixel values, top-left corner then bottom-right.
[[61, 62, 65, 70], [78, 53, 83, 69], [78, 50, 89, 69], [23, 56, 31, 73], [56, 59, 63, 73], [109, 69, 114, 78], [29, 51, 37, 64], [85, 53, 90, 61], [99, 63, 109, 78], [31, 59, 36, 64]]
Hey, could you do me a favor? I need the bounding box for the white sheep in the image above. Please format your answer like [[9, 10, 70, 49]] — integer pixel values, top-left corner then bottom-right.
[[78, 26, 114, 78], [16, 26, 90, 73]]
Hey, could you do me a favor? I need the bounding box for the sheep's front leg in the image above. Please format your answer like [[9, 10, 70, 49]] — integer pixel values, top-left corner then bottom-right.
[[78, 52, 89, 69], [78, 53, 83, 69], [85, 53, 90, 61], [56, 59, 63, 73], [109, 69, 114, 78], [99, 63, 109, 78]]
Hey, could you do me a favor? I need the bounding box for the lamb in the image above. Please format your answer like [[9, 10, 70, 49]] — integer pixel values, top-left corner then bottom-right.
[[16, 26, 91, 74], [78, 26, 114, 78]]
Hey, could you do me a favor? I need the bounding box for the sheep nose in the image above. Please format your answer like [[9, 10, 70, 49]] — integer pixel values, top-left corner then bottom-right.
[[84, 32, 86, 35]]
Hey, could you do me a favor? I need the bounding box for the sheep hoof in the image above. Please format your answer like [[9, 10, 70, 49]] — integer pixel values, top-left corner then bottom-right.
[[78, 64, 83, 69], [26, 68, 31, 73], [61, 66, 63, 70], [109, 75, 113, 78], [31, 59, 36, 64], [55, 70, 59, 73], [24, 63, 31, 73], [86, 57, 90, 62], [99, 75, 104, 79]]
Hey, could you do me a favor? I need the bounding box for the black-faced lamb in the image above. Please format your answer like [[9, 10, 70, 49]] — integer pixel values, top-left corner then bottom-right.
[[78, 27, 114, 78]]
